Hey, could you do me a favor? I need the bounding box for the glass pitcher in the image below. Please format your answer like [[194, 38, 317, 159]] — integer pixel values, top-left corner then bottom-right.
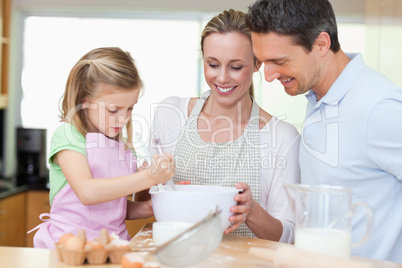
[[284, 184, 372, 259]]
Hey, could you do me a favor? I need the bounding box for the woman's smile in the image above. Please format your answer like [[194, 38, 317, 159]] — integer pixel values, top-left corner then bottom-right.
[[216, 85, 237, 93]]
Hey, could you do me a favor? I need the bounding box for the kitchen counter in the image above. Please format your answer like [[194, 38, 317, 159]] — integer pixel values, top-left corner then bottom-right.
[[1, 223, 401, 268], [0, 177, 48, 200], [0, 180, 28, 199]]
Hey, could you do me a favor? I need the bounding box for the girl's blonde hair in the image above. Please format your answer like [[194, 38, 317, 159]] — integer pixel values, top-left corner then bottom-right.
[[201, 9, 257, 98], [59, 47, 142, 146]]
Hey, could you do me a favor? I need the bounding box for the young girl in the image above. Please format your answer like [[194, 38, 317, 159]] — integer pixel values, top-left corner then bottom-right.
[[30, 47, 175, 249]]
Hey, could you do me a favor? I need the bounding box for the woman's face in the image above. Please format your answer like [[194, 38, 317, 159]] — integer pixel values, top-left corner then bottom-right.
[[203, 32, 259, 106], [83, 83, 139, 138]]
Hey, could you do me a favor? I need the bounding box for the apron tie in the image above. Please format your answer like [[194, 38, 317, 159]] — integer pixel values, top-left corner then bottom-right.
[[27, 213, 51, 234]]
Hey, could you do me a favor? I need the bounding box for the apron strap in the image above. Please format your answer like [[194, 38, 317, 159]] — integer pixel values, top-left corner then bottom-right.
[[249, 96, 260, 126], [190, 90, 211, 116], [27, 213, 51, 234]]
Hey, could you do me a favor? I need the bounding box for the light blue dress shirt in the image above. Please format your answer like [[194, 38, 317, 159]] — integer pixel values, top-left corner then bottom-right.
[[300, 53, 402, 263]]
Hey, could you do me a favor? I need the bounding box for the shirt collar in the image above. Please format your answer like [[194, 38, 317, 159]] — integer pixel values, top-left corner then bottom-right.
[[305, 53, 366, 108]]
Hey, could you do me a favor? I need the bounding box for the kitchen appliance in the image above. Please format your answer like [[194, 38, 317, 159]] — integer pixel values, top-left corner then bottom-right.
[[16, 127, 48, 188]]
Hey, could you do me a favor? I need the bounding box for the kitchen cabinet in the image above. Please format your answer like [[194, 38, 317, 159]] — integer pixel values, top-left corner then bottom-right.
[[0, 0, 10, 109], [126, 216, 155, 238], [126, 192, 155, 237], [0, 192, 25, 246], [25, 190, 50, 247]]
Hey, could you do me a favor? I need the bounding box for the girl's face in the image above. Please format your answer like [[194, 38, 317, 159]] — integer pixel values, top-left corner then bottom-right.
[[83, 83, 139, 138], [203, 32, 259, 106]]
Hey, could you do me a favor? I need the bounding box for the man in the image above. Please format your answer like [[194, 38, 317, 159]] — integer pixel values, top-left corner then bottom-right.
[[247, 0, 402, 263]]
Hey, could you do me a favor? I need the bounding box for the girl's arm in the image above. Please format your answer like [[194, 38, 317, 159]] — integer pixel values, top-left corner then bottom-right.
[[56, 149, 174, 205]]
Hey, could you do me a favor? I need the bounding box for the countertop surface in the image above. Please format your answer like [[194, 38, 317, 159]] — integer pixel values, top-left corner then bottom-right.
[[0, 180, 28, 199], [1, 223, 401, 268]]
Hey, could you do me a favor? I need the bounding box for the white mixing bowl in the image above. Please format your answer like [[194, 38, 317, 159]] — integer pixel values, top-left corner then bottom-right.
[[150, 185, 240, 230]]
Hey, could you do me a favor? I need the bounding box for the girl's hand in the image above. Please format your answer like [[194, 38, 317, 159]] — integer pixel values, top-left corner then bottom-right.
[[224, 182, 255, 234], [137, 160, 150, 172], [147, 153, 175, 185]]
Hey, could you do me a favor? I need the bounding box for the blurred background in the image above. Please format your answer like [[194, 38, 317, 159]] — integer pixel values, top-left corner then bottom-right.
[[1, 0, 401, 178]]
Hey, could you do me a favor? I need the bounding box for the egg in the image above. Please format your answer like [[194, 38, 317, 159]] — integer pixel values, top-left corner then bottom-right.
[[58, 233, 74, 245], [121, 252, 145, 268], [64, 236, 85, 251], [85, 240, 105, 250]]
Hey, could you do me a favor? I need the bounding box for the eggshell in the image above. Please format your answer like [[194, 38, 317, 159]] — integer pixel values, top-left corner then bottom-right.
[[64, 236, 85, 251], [58, 233, 74, 245], [121, 252, 145, 268]]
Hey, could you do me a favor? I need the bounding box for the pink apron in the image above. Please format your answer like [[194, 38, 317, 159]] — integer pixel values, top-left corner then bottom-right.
[[30, 133, 137, 249]]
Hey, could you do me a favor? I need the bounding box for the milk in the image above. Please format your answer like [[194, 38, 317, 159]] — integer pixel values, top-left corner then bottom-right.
[[295, 228, 351, 259]]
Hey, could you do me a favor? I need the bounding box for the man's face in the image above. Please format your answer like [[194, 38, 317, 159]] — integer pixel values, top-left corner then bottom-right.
[[251, 32, 321, 97]]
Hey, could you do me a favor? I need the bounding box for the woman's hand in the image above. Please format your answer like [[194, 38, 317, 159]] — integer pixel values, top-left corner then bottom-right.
[[176, 180, 191, 185], [126, 199, 153, 220], [224, 182, 256, 234], [147, 153, 175, 185]]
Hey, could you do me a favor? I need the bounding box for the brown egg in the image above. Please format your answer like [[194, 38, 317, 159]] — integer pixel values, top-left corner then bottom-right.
[[121, 252, 144, 268], [85, 240, 105, 250], [58, 233, 74, 245], [64, 236, 85, 251]]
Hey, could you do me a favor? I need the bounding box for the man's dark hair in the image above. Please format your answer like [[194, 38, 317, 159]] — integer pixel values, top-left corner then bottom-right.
[[247, 0, 340, 53]]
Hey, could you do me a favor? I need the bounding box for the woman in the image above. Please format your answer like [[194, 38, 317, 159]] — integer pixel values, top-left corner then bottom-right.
[[150, 9, 300, 243]]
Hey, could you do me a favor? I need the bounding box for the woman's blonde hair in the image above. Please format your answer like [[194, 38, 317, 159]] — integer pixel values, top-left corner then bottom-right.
[[201, 9, 257, 97], [59, 47, 142, 146]]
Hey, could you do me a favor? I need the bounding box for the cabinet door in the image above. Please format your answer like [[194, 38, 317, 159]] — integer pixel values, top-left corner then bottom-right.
[[0, 192, 25, 246], [0, 0, 10, 108], [126, 216, 156, 238], [25, 190, 50, 247]]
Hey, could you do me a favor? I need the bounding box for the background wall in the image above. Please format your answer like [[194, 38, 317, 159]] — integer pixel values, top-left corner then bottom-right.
[[12, 0, 365, 15], [4, 0, 402, 177]]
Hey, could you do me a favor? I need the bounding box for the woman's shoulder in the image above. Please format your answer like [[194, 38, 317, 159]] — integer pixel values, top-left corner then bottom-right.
[[159, 96, 191, 109], [156, 96, 194, 118]]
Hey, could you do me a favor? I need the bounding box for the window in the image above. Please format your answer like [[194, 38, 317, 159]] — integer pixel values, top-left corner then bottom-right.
[[20, 13, 366, 162], [21, 15, 203, 156]]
